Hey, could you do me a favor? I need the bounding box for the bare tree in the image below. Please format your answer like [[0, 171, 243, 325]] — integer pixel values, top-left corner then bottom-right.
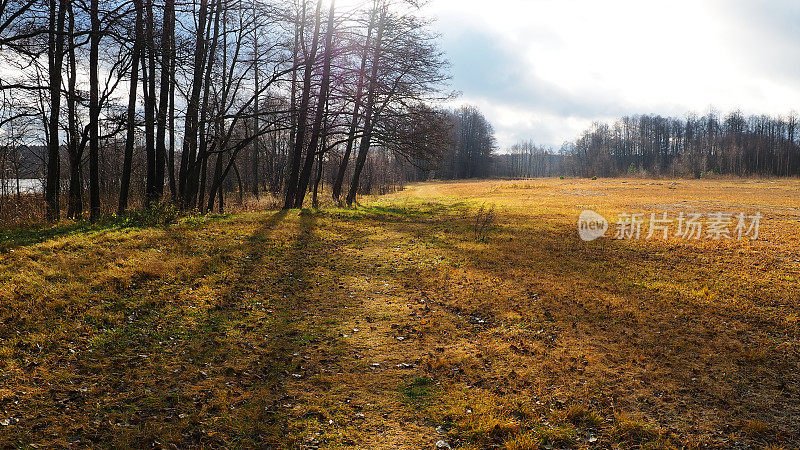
[[44, 0, 68, 221], [119, 0, 144, 213], [292, 0, 335, 207], [283, 0, 321, 209]]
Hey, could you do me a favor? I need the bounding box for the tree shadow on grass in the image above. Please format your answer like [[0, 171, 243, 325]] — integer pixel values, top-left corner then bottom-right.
[[0, 222, 99, 252], [2, 207, 374, 448], [0, 212, 233, 253], [333, 203, 800, 447], [0, 209, 305, 447], [2, 204, 797, 447]]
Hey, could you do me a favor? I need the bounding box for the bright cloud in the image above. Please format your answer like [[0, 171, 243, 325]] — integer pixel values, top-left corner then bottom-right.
[[425, 0, 800, 148]]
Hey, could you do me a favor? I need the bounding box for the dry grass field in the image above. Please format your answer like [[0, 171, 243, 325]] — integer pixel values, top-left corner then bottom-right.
[[1, 178, 799, 448]]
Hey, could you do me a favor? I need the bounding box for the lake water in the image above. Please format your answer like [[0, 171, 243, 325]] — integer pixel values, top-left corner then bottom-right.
[[0, 179, 43, 195]]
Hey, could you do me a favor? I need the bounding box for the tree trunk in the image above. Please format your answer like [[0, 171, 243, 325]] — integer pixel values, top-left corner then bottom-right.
[[233, 160, 243, 205], [311, 135, 325, 208], [251, 0, 260, 199], [346, 4, 386, 206], [143, 0, 157, 205], [198, 152, 208, 212], [66, 2, 82, 220], [120, 0, 143, 213], [178, 0, 209, 208], [285, 2, 303, 194], [332, 3, 375, 203], [155, 0, 174, 201], [45, 0, 67, 222], [294, 0, 335, 208], [187, 0, 220, 209], [168, 40, 177, 201], [88, 0, 101, 222], [211, 150, 224, 213], [283, 0, 322, 209]]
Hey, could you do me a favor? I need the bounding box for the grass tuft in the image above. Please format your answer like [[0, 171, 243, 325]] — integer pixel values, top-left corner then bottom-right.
[[611, 413, 662, 445], [741, 419, 771, 437], [402, 376, 436, 404], [563, 404, 603, 429]]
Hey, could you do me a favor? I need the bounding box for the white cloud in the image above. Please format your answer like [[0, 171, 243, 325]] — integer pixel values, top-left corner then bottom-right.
[[426, 0, 800, 147]]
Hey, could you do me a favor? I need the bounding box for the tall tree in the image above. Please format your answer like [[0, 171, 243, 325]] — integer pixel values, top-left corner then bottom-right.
[[119, 0, 144, 213], [88, 0, 101, 221], [45, 0, 68, 221], [293, 0, 335, 208], [332, 3, 375, 203], [66, 1, 82, 219], [283, 0, 322, 209], [178, 0, 210, 208], [143, 0, 157, 204], [345, 2, 385, 206], [250, 0, 260, 199], [155, 0, 175, 201]]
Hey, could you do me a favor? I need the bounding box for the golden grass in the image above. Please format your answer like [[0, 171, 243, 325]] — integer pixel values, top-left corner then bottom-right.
[[0, 178, 799, 448]]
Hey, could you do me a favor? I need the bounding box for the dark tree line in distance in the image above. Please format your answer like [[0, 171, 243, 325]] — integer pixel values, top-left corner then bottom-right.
[[405, 105, 495, 181], [498, 111, 800, 179]]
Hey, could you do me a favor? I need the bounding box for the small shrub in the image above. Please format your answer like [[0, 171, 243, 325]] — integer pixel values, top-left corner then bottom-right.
[[503, 432, 538, 450], [472, 203, 495, 241], [564, 404, 603, 428], [462, 415, 519, 445], [537, 425, 577, 447], [502, 425, 577, 449], [118, 201, 180, 227]]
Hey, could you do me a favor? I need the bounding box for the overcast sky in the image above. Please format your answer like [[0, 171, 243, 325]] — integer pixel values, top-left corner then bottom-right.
[[422, 0, 800, 149]]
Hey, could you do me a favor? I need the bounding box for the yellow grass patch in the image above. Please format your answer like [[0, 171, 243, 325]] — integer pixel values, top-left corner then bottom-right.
[[0, 178, 798, 448]]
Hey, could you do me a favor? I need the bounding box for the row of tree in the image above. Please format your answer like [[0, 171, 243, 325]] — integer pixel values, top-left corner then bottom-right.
[[0, 0, 451, 223], [404, 105, 495, 181], [496, 112, 800, 179], [561, 112, 800, 178], [496, 140, 564, 178]]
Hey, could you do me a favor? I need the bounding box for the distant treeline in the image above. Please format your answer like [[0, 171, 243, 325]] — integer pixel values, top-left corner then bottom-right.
[[498, 112, 800, 178], [495, 141, 565, 178], [405, 105, 496, 181]]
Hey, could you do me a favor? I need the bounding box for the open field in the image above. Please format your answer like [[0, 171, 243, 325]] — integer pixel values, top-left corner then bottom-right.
[[1, 178, 799, 448]]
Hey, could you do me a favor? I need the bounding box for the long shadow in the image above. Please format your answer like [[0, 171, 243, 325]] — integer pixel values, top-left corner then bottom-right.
[[1, 209, 303, 447], [3, 203, 796, 447], [0, 222, 102, 251], [331, 203, 800, 446], [89, 208, 343, 448]]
